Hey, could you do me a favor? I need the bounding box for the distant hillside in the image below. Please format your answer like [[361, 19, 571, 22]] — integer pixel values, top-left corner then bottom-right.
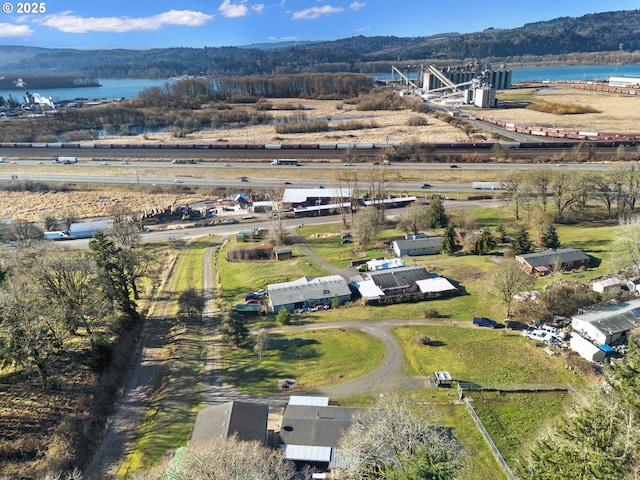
[[1, 9, 639, 78]]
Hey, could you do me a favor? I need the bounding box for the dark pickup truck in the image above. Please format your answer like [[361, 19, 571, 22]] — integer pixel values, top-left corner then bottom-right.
[[473, 317, 498, 328]]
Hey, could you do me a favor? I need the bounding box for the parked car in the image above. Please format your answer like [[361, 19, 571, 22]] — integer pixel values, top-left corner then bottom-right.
[[253, 289, 267, 296], [473, 317, 497, 328], [244, 298, 261, 304], [245, 293, 262, 300]]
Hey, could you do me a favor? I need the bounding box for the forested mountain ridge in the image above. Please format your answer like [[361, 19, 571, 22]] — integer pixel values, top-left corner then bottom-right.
[[0, 9, 639, 78]]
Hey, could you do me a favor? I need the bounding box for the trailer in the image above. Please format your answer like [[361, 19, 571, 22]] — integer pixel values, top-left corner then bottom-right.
[[472, 182, 504, 190], [270, 159, 299, 166], [68, 219, 114, 239]]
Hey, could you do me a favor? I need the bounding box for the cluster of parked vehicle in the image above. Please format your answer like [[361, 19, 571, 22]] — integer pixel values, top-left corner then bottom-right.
[[244, 289, 267, 304]]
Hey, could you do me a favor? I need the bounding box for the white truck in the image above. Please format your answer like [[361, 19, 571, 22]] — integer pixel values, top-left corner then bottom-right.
[[270, 159, 299, 166], [52, 156, 77, 164]]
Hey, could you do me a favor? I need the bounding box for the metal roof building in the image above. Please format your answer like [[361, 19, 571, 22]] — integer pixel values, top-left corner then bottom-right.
[[190, 400, 269, 445], [282, 188, 353, 205], [267, 275, 352, 313], [572, 298, 640, 345], [391, 236, 444, 257], [279, 396, 366, 466], [350, 265, 436, 300]]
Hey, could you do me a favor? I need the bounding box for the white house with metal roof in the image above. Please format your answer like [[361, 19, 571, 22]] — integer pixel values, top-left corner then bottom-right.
[[571, 298, 640, 345], [267, 275, 352, 313]]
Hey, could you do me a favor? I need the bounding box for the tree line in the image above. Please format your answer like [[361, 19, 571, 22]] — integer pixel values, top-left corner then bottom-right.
[[0, 217, 159, 474]]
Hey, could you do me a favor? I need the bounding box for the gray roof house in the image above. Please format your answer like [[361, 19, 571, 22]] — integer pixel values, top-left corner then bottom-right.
[[392, 236, 444, 257], [191, 400, 269, 445], [267, 275, 352, 313], [572, 298, 640, 345], [350, 265, 455, 300], [515, 248, 589, 276], [279, 396, 366, 468]]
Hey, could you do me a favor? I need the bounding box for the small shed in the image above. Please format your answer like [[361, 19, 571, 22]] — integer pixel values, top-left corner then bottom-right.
[[434, 371, 452, 387], [275, 249, 293, 260], [592, 278, 622, 294], [570, 334, 606, 363]]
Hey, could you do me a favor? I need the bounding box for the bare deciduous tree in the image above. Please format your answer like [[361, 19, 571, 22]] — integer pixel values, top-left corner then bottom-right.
[[335, 395, 467, 480], [488, 259, 535, 318], [137, 436, 302, 480]]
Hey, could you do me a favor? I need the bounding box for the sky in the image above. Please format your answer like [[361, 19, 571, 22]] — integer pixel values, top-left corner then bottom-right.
[[0, 1, 639, 49]]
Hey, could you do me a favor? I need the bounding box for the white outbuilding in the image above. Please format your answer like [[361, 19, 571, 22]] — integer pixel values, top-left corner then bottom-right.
[[570, 334, 606, 363], [592, 278, 622, 294], [571, 298, 640, 345]]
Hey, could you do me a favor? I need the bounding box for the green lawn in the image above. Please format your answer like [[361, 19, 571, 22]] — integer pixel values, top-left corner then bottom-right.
[[217, 240, 330, 307], [394, 325, 588, 388], [221, 328, 385, 395], [471, 391, 571, 473], [435, 403, 509, 480]]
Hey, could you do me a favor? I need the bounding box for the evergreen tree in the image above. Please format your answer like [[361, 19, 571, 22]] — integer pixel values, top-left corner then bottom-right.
[[511, 225, 533, 254], [440, 224, 457, 256], [541, 223, 561, 249], [220, 310, 248, 347], [426, 196, 448, 228], [520, 392, 640, 480], [607, 334, 640, 409], [475, 228, 497, 255]]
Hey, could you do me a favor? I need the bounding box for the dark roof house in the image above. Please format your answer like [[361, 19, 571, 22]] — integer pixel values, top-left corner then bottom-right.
[[279, 396, 366, 467], [191, 400, 268, 445], [515, 248, 589, 276]]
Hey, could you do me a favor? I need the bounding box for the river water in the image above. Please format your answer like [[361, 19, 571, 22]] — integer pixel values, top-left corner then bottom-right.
[[1, 64, 639, 103]]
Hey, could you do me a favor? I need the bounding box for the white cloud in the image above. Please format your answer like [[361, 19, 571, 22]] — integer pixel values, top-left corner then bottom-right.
[[38, 10, 213, 33], [0, 23, 33, 37], [292, 5, 344, 20], [349, 1, 365, 10], [251, 4, 265, 13], [218, 0, 248, 18]]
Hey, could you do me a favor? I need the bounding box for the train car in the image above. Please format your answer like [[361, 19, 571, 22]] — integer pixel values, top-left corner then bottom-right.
[[210, 144, 229, 149]]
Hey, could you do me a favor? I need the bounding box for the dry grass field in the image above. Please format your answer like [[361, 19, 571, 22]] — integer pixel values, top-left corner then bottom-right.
[[491, 84, 640, 133], [99, 97, 473, 146], [2, 84, 640, 223]]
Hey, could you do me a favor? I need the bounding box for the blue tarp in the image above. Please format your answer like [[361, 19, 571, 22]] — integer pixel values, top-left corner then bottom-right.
[[598, 344, 615, 355]]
